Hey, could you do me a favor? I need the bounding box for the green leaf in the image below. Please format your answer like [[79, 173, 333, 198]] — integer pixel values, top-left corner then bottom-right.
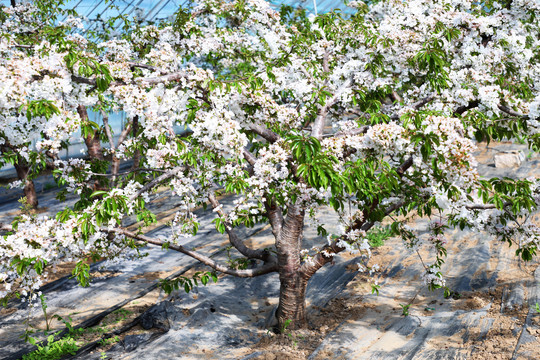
[[90, 191, 108, 198]]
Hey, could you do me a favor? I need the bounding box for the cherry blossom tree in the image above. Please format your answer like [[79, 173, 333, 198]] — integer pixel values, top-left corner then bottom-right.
[[1, 0, 540, 331], [0, 1, 102, 208]]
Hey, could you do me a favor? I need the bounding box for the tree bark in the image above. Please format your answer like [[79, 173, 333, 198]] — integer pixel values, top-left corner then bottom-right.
[[277, 273, 308, 330], [275, 203, 306, 330], [85, 132, 103, 161], [131, 116, 141, 171], [14, 162, 38, 209], [111, 157, 120, 183], [77, 105, 109, 192], [77, 105, 103, 161]]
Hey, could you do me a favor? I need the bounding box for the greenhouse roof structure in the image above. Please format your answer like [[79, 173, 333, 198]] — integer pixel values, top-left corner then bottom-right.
[[1, 0, 356, 31]]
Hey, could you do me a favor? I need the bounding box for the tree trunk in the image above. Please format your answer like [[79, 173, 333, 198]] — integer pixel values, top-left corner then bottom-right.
[[77, 105, 103, 161], [14, 162, 38, 209], [84, 132, 103, 161], [77, 105, 110, 192], [131, 116, 141, 171], [111, 156, 120, 186], [277, 273, 308, 330], [275, 203, 306, 330]]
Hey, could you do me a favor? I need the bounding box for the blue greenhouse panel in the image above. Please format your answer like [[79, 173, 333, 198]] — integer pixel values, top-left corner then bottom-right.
[[1, 1, 356, 22]]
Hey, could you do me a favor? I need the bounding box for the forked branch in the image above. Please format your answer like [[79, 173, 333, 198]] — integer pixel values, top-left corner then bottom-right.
[[108, 228, 278, 277], [208, 192, 274, 262], [312, 77, 353, 139], [299, 157, 414, 278]]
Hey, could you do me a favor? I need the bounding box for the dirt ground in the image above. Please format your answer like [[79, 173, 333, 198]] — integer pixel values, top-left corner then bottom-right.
[[2, 142, 540, 359], [244, 239, 540, 360]]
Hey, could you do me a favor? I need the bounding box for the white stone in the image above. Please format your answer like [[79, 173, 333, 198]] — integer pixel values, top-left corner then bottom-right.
[[494, 151, 525, 168]]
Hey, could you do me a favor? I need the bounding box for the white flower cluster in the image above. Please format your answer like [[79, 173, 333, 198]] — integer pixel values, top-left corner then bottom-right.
[[54, 158, 92, 193], [1, 3, 38, 34], [253, 142, 289, 181], [171, 212, 199, 241], [0, 215, 81, 299], [190, 94, 249, 158], [422, 267, 446, 288], [364, 122, 407, 156]]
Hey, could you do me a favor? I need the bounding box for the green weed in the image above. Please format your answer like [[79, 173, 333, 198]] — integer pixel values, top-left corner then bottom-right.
[[22, 334, 79, 360], [366, 226, 393, 248], [399, 303, 411, 316]]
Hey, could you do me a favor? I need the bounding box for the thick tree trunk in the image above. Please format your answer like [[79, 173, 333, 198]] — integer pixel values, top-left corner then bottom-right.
[[277, 273, 308, 330], [14, 162, 38, 209], [275, 203, 306, 330]]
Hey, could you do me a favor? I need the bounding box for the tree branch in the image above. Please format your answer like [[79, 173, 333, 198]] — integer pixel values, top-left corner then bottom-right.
[[100, 110, 116, 150], [360, 201, 405, 231], [390, 95, 436, 120], [71, 75, 95, 86], [397, 157, 413, 176], [390, 91, 403, 103], [451, 101, 528, 119], [299, 200, 405, 279], [71, 75, 124, 87], [276, 202, 304, 274], [101, 111, 133, 185], [0, 223, 13, 232], [117, 123, 133, 148], [248, 124, 280, 143], [322, 48, 330, 73], [129, 167, 183, 201], [88, 168, 166, 177], [136, 71, 187, 85], [465, 204, 497, 210], [465, 201, 512, 210], [128, 62, 164, 73], [331, 125, 370, 138], [242, 148, 257, 166], [208, 192, 273, 262], [412, 95, 435, 109], [498, 105, 529, 119], [131, 116, 141, 171], [299, 155, 414, 279], [312, 77, 353, 139], [108, 228, 278, 277], [13, 43, 32, 49], [72, 69, 184, 88], [264, 200, 284, 241], [453, 100, 480, 117]]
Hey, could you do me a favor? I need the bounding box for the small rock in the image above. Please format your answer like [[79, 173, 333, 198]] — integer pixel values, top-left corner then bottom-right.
[[494, 151, 525, 168], [140, 301, 172, 331]]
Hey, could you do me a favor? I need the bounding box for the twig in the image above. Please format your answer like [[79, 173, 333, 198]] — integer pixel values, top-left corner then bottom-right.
[[108, 227, 278, 278], [129, 167, 184, 201]]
